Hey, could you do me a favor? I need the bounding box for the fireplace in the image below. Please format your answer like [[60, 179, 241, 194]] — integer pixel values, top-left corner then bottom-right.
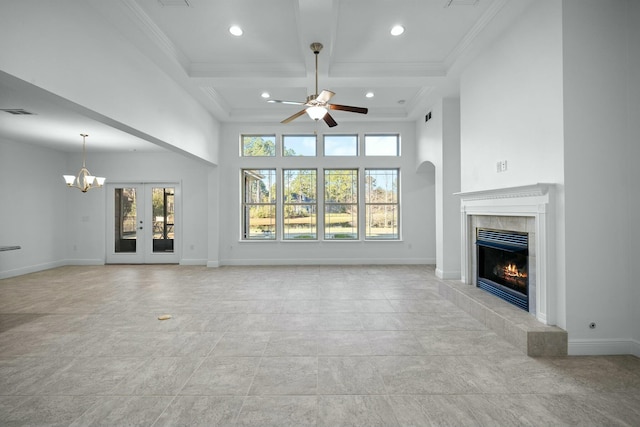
[[476, 228, 529, 311], [458, 184, 556, 325]]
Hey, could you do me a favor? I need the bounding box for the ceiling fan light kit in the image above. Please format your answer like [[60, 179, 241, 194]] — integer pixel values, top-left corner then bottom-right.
[[268, 42, 368, 127], [306, 105, 328, 121]]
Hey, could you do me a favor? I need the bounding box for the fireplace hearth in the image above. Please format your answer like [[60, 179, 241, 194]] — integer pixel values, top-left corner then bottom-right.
[[476, 228, 529, 311]]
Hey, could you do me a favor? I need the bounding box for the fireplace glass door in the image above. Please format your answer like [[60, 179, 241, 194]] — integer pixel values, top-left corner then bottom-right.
[[476, 228, 529, 311]]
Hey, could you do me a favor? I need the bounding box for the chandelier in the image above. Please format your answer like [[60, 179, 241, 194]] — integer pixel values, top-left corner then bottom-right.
[[63, 133, 105, 192]]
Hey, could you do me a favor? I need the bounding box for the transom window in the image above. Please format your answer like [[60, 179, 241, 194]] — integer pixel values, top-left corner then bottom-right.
[[324, 134, 358, 156], [283, 135, 317, 156], [242, 135, 276, 157], [364, 134, 400, 156]]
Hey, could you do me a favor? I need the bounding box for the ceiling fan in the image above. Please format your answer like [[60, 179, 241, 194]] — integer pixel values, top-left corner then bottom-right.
[[268, 42, 368, 127]]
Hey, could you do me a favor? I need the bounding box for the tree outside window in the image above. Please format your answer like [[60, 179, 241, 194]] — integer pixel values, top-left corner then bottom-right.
[[365, 169, 399, 239], [242, 169, 276, 239], [324, 169, 358, 239], [283, 169, 317, 239]]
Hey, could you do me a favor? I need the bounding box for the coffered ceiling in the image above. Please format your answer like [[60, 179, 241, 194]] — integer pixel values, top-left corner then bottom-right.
[[0, 0, 525, 152]]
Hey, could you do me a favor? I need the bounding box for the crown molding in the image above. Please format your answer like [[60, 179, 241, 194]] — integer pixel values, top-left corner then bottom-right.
[[443, 0, 509, 70], [119, 0, 190, 70]]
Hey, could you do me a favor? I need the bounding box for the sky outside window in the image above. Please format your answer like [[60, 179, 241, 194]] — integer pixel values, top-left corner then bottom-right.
[[283, 135, 316, 156], [364, 134, 399, 156], [324, 135, 358, 156]]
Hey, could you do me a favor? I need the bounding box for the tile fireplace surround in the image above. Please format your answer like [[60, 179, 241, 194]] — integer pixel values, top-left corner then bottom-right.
[[444, 183, 568, 356]]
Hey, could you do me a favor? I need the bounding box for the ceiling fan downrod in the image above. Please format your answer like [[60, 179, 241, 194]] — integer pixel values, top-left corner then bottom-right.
[[310, 42, 323, 99]]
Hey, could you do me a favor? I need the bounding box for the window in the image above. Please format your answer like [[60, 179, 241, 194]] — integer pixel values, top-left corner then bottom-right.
[[365, 169, 399, 239], [324, 135, 358, 156], [283, 169, 317, 239], [242, 169, 276, 239], [238, 131, 402, 242], [283, 135, 316, 156], [242, 135, 276, 156], [324, 169, 358, 240], [364, 134, 399, 156]]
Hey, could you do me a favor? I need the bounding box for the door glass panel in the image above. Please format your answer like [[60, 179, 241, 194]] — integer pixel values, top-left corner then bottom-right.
[[152, 187, 175, 253], [114, 187, 137, 253]]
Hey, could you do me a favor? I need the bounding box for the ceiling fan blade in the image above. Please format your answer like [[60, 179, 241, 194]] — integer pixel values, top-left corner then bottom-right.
[[315, 90, 335, 104], [281, 109, 307, 124], [268, 99, 305, 106], [323, 112, 338, 127], [329, 104, 368, 114]]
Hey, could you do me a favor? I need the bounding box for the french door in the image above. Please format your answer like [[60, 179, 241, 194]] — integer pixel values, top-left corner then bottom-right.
[[106, 183, 180, 264]]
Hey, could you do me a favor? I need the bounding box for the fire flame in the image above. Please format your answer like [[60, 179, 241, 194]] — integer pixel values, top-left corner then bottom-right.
[[504, 263, 527, 278]]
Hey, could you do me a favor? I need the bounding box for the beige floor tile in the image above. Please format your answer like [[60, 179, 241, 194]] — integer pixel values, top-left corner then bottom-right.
[[0, 265, 638, 426], [235, 396, 317, 427]]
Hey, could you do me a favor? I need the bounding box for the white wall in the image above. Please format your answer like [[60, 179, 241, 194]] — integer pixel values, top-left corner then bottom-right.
[[562, 0, 638, 355], [0, 138, 214, 278], [460, 0, 567, 327], [460, 0, 639, 355], [0, 0, 220, 164], [64, 151, 214, 266], [628, 0, 640, 354], [416, 98, 461, 279], [460, 1, 565, 192], [218, 121, 436, 265], [0, 139, 69, 278]]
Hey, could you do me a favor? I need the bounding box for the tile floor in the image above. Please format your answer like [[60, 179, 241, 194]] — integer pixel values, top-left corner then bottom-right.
[[0, 264, 639, 426]]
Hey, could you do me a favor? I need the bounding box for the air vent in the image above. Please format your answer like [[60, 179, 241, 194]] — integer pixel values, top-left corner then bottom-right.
[[0, 108, 36, 115]]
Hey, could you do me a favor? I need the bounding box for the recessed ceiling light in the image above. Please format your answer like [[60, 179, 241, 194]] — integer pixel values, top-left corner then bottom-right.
[[261, 92, 270, 99], [390, 25, 405, 36], [365, 92, 374, 98], [229, 25, 243, 36]]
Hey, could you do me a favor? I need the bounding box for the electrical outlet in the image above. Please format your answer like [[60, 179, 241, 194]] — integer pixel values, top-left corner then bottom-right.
[[496, 160, 508, 173]]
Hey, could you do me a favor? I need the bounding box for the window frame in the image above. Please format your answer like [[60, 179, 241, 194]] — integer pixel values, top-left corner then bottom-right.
[[282, 134, 317, 157], [323, 134, 359, 157], [323, 168, 359, 240], [364, 168, 400, 240], [364, 134, 400, 156], [282, 168, 318, 240], [241, 168, 277, 240], [241, 134, 277, 157]]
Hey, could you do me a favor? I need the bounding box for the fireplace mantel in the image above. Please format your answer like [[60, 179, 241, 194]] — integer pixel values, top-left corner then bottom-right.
[[456, 183, 552, 202], [456, 183, 556, 325]]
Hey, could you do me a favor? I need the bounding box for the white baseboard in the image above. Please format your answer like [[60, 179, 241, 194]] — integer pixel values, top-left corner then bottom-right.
[[65, 259, 104, 266], [180, 259, 208, 266], [0, 260, 66, 279], [569, 338, 640, 357], [435, 268, 461, 280], [218, 257, 434, 266]]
